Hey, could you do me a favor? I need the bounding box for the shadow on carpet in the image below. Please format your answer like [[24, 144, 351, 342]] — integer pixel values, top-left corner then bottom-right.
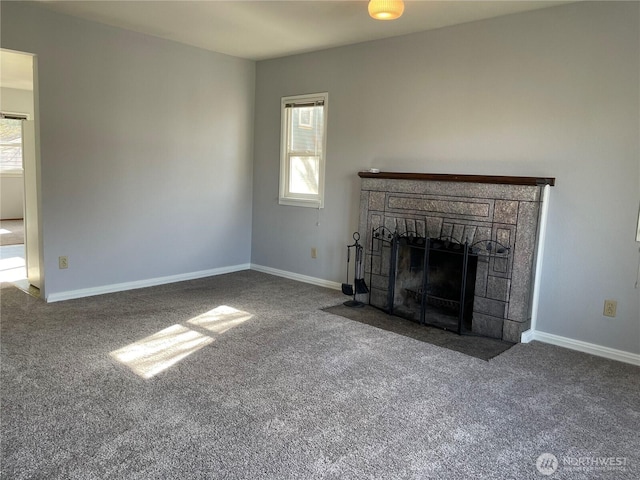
[[322, 304, 514, 361]]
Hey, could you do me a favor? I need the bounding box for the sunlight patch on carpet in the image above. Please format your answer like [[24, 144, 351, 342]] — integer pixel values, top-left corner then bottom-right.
[[110, 324, 213, 379], [0, 256, 26, 282], [187, 305, 252, 334], [110, 305, 253, 379]]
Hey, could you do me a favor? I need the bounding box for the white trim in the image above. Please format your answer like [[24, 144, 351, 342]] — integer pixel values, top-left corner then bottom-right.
[[278, 197, 323, 208], [43, 260, 640, 366], [250, 263, 341, 291], [45, 264, 251, 303], [0, 170, 24, 177], [0, 111, 30, 120], [520, 329, 640, 366], [279, 92, 328, 209], [520, 329, 536, 343]]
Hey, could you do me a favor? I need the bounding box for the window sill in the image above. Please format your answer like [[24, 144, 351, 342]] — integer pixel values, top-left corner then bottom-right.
[[0, 171, 24, 178], [279, 197, 323, 209]]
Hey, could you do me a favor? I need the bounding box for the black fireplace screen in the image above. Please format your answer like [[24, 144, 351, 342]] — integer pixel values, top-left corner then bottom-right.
[[389, 234, 477, 333], [371, 227, 508, 335]]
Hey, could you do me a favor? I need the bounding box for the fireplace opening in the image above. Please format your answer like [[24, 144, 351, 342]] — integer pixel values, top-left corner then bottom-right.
[[388, 235, 478, 334]]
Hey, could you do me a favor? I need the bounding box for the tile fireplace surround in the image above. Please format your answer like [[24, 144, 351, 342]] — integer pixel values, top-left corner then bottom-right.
[[357, 172, 555, 343]]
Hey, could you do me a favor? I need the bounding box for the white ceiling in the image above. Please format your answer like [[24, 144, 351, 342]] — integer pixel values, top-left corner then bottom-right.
[[2, 1, 572, 90], [36, 1, 573, 61]]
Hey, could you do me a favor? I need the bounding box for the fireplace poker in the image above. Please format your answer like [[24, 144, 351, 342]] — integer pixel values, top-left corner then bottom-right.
[[354, 240, 369, 294], [341, 244, 354, 296], [343, 232, 367, 308]]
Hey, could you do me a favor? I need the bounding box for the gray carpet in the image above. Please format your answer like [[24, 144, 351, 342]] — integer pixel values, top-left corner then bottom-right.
[[0, 219, 24, 246], [323, 304, 514, 361], [1, 270, 639, 479]]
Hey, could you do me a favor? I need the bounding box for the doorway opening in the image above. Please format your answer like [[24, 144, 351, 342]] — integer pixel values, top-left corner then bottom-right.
[[0, 49, 41, 296]]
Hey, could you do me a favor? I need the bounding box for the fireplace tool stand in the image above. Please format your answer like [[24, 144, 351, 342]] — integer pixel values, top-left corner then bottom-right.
[[342, 232, 369, 308]]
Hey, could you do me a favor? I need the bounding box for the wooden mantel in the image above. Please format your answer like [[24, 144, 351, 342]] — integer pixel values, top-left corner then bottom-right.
[[357, 171, 555, 186]]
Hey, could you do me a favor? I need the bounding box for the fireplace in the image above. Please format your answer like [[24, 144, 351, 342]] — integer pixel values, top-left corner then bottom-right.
[[357, 172, 554, 343], [384, 234, 480, 334]]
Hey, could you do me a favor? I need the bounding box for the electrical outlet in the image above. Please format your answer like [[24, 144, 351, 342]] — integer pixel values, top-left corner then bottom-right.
[[59, 256, 68, 269], [311, 247, 317, 259], [603, 299, 617, 318]]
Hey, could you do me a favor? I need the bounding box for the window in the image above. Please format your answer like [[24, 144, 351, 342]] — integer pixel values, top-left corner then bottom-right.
[[280, 93, 328, 208], [1, 114, 27, 176]]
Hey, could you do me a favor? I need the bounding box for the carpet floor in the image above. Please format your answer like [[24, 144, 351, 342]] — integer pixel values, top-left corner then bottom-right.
[[0, 219, 24, 246], [1, 270, 638, 479]]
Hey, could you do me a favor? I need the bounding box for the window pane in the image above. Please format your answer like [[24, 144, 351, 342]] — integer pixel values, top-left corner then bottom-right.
[[290, 106, 323, 154], [289, 156, 319, 195], [280, 93, 327, 208], [0, 146, 23, 170], [0, 119, 23, 171], [0, 118, 22, 144]]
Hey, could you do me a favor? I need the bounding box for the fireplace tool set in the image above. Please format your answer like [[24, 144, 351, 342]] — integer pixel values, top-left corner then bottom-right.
[[342, 232, 369, 307]]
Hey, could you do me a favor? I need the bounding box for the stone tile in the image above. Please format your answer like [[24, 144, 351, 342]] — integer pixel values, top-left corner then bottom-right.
[[369, 288, 388, 309], [502, 318, 531, 343], [369, 191, 386, 212], [368, 214, 383, 253], [359, 191, 369, 232], [366, 253, 381, 275], [451, 224, 465, 243], [360, 178, 541, 202], [380, 243, 392, 275], [486, 275, 510, 302], [491, 257, 508, 274], [494, 200, 519, 225], [427, 217, 444, 238], [489, 226, 514, 275], [384, 216, 397, 233], [474, 261, 489, 297], [405, 218, 417, 235], [507, 201, 539, 322], [388, 195, 491, 218], [463, 225, 478, 244], [474, 296, 506, 318], [496, 226, 512, 247], [441, 223, 453, 240], [472, 313, 503, 339], [474, 226, 492, 244], [370, 273, 389, 290]]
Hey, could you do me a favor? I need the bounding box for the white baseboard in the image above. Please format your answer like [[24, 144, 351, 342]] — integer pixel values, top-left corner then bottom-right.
[[46, 264, 638, 367], [520, 329, 640, 366], [520, 329, 536, 343], [250, 263, 342, 291], [45, 263, 251, 303]]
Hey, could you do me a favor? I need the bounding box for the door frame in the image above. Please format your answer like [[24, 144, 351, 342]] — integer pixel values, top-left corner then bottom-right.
[[1, 48, 44, 295]]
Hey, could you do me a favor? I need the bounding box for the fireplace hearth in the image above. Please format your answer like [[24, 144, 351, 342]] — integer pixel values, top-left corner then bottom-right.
[[357, 172, 554, 343]]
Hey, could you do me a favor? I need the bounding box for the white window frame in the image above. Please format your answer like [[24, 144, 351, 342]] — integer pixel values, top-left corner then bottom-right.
[[0, 112, 29, 178], [279, 92, 328, 208]]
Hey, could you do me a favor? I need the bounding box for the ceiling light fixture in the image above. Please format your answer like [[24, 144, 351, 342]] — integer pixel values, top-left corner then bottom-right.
[[368, 0, 405, 21]]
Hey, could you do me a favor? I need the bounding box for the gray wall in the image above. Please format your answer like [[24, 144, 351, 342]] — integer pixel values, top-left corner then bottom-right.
[[1, 1, 637, 355], [253, 2, 640, 354], [1, 2, 255, 297]]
